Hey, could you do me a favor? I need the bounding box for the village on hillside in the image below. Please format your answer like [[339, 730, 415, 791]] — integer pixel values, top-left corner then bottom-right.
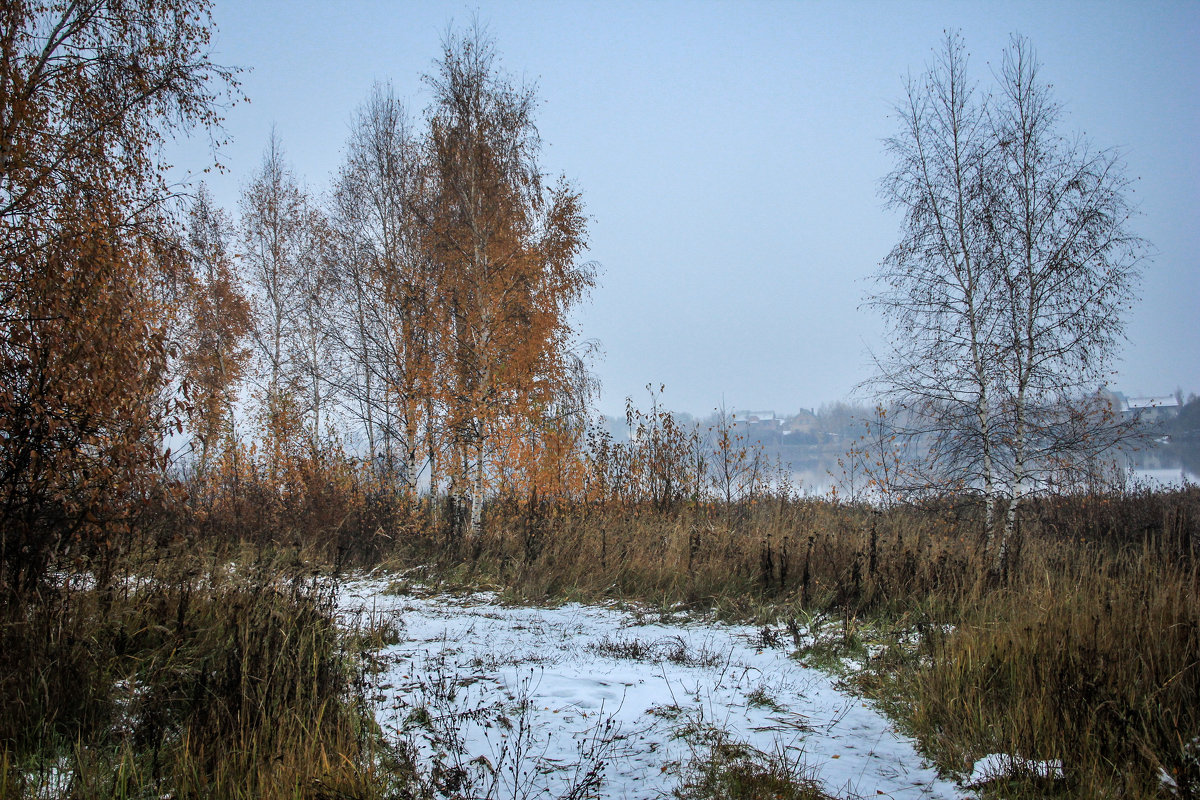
[[603, 389, 1198, 447]]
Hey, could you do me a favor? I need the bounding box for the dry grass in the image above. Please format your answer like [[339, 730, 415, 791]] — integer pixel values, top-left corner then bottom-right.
[[0, 542, 392, 799], [674, 737, 833, 800], [428, 497, 984, 616]]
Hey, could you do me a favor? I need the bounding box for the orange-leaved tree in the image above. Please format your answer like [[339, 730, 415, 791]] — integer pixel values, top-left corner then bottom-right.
[[178, 185, 252, 482], [421, 24, 594, 537], [0, 0, 238, 594]]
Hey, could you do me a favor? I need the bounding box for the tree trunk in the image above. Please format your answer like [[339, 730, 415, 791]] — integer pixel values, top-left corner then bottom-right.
[[469, 440, 485, 538]]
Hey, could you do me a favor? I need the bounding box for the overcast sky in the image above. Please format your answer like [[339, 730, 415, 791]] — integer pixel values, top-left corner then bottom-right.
[[176, 0, 1200, 417]]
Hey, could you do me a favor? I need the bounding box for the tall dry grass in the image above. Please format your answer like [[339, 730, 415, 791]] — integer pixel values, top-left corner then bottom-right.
[[886, 544, 1197, 797], [433, 496, 983, 615], [0, 541, 391, 799]]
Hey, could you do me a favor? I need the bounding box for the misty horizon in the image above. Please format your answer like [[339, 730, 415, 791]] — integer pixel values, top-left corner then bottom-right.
[[169, 1, 1200, 418]]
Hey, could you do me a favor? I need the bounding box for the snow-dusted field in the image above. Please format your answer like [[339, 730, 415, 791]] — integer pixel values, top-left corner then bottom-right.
[[339, 579, 973, 800]]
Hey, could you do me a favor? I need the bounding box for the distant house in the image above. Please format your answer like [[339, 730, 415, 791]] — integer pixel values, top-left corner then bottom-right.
[[736, 410, 782, 427], [1123, 395, 1181, 423], [785, 408, 819, 435]]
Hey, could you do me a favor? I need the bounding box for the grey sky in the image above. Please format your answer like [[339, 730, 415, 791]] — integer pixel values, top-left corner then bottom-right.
[[178, 0, 1200, 416]]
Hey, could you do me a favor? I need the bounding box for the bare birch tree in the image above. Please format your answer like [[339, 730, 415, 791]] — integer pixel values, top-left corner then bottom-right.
[[240, 133, 330, 474], [985, 35, 1146, 566], [871, 32, 1147, 573], [329, 83, 437, 498], [871, 33, 1003, 517]]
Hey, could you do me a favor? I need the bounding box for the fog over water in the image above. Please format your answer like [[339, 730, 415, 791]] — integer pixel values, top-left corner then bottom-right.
[[793, 447, 1199, 497]]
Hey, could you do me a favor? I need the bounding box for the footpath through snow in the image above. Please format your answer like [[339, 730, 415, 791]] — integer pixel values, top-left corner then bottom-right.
[[340, 579, 973, 800]]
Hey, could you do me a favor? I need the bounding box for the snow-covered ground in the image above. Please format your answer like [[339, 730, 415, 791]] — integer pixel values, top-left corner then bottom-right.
[[339, 579, 974, 800]]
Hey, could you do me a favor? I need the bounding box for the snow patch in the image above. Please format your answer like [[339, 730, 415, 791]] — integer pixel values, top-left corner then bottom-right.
[[965, 753, 1064, 787], [340, 579, 973, 799]]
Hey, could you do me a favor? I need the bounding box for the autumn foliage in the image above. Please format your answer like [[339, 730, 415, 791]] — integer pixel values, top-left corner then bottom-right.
[[182, 25, 599, 544], [0, 5, 608, 593], [0, 0, 238, 594]]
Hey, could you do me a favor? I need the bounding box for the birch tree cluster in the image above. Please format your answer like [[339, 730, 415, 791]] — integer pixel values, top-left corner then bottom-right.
[[870, 33, 1147, 570], [0, 4, 596, 594], [188, 26, 596, 537]]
